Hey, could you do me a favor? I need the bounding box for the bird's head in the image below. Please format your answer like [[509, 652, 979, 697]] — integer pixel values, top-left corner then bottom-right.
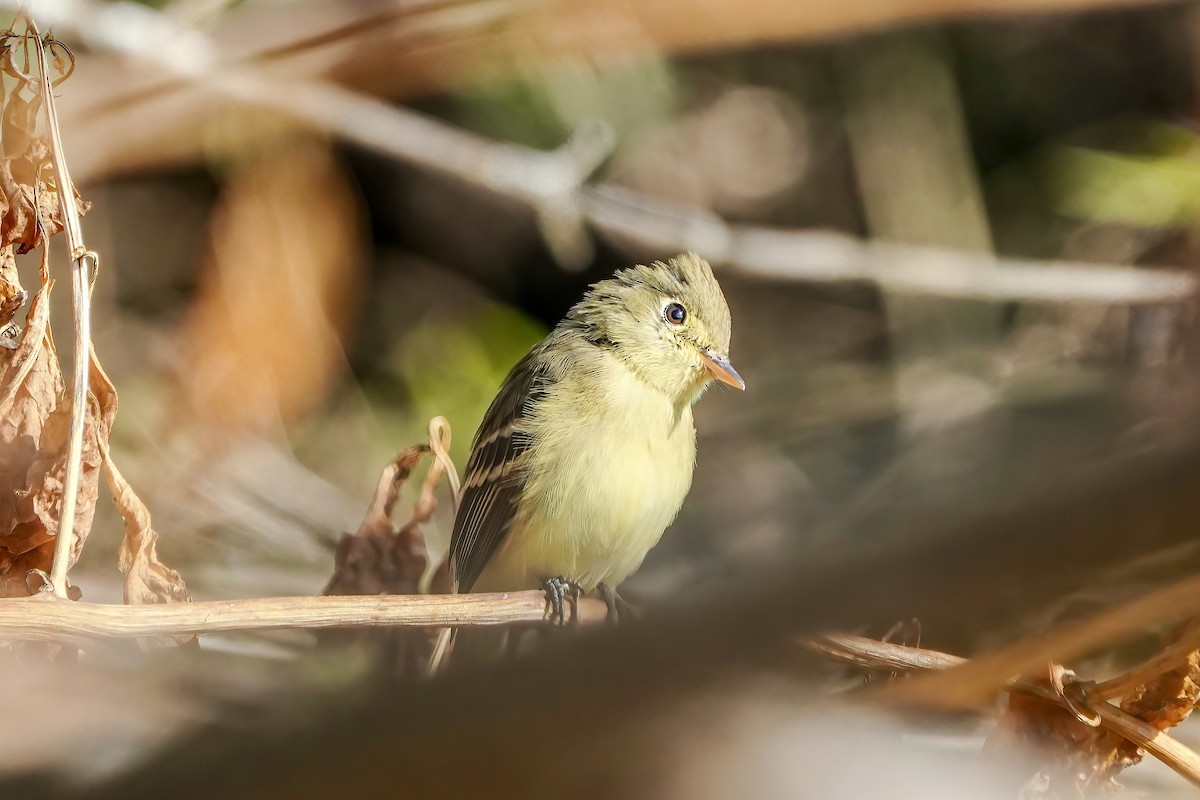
[[567, 252, 743, 404]]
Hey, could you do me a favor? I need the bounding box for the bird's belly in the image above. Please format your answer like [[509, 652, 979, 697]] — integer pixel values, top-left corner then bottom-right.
[[473, 416, 694, 593]]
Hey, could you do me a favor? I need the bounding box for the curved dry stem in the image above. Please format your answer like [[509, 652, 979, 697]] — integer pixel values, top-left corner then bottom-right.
[[29, 18, 93, 599]]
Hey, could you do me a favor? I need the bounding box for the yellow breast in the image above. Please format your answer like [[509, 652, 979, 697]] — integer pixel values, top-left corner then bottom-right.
[[472, 351, 696, 593]]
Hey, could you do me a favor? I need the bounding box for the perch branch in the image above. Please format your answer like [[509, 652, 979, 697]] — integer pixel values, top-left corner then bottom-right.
[[809, 633, 1200, 788], [0, 592, 608, 643]]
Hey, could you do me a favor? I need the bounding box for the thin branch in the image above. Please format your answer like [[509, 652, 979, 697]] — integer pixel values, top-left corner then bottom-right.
[[27, 17, 95, 600], [881, 572, 1200, 709], [809, 633, 1200, 788], [58, 0, 1184, 118], [19, 0, 1199, 303], [1089, 618, 1200, 702], [31, 0, 612, 265], [0, 592, 608, 643], [584, 185, 1197, 304]]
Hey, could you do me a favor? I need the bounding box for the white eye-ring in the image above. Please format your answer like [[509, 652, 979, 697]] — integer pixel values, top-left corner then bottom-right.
[[665, 302, 687, 325]]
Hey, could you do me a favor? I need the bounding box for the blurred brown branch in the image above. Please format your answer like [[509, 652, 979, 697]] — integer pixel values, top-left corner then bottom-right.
[[882, 572, 1200, 710], [584, 185, 1195, 303], [809, 632, 1200, 788], [19, 0, 1194, 297], [0, 592, 608, 643], [58, 0, 1180, 107], [1091, 618, 1200, 702]]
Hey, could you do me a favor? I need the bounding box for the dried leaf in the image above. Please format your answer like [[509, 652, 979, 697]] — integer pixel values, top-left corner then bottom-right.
[[0, 273, 190, 612], [986, 626, 1200, 797], [322, 446, 432, 675], [985, 691, 1118, 797], [1094, 620, 1200, 779], [0, 46, 89, 255], [1, 84, 40, 160], [324, 446, 430, 599], [0, 127, 88, 254], [322, 420, 458, 676], [105, 450, 192, 609], [0, 252, 91, 599], [0, 31, 93, 603], [176, 138, 363, 436], [0, 247, 26, 329], [90, 355, 191, 615]]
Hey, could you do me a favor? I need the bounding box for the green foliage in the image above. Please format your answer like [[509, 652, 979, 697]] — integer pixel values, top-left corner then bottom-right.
[[455, 56, 679, 150], [391, 305, 545, 469], [1045, 123, 1200, 228]]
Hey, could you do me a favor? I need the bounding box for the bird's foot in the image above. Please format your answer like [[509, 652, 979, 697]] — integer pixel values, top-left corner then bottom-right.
[[597, 583, 635, 625], [543, 576, 585, 626]]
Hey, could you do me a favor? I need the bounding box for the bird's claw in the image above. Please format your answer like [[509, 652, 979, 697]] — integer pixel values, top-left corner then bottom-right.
[[543, 576, 584, 626], [597, 583, 633, 625]]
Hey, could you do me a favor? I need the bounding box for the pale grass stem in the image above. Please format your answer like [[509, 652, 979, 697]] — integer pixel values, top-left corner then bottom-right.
[[29, 16, 96, 599]]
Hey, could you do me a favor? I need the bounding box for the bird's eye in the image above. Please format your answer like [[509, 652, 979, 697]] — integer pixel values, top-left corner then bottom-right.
[[665, 302, 687, 325]]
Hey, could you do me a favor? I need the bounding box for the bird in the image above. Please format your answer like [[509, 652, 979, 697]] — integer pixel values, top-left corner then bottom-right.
[[448, 252, 743, 631]]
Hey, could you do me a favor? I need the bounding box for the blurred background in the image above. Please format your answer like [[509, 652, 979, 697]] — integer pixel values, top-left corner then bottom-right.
[[6, 0, 1200, 797]]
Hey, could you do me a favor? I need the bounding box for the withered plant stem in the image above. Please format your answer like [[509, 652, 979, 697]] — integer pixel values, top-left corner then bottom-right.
[[883, 572, 1200, 709], [809, 633, 1200, 788], [1089, 618, 1200, 702], [29, 17, 94, 599]]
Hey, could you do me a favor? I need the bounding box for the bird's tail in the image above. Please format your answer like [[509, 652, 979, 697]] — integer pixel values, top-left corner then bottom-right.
[[430, 624, 516, 672], [429, 625, 455, 674]]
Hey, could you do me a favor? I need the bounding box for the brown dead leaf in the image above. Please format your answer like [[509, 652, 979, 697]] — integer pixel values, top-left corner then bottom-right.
[[0, 268, 190, 611], [1092, 619, 1200, 779], [176, 137, 363, 437], [90, 355, 191, 615], [0, 250, 93, 599], [322, 420, 458, 675], [985, 691, 1119, 797], [986, 626, 1200, 798], [0, 31, 95, 603], [1, 84, 40, 160], [0, 95, 88, 254], [322, 446, 432, 676], [324, 446, 430, 599], [0, 247, 26, 329]]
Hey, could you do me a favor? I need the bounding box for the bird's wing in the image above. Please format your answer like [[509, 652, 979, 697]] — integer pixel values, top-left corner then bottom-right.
[[450, 349, 549, 592]]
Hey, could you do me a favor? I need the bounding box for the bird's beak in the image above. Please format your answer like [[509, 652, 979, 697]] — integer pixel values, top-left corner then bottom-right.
[[700, 351, 745, 390]]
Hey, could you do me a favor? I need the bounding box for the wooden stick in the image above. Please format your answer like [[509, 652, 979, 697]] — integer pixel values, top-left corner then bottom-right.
[[0, 592, 609, 643]]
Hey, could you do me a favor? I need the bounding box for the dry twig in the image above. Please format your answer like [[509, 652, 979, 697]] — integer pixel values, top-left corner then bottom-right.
[[1090, 618, 1200, 702], [0, 592, 608, 643], [584, 185, 1197, 304], [882, 572, 1200, 709], [15, 0, 1198, 302], [26, 18, 95, 599], [809, 633, 1200, 788]]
